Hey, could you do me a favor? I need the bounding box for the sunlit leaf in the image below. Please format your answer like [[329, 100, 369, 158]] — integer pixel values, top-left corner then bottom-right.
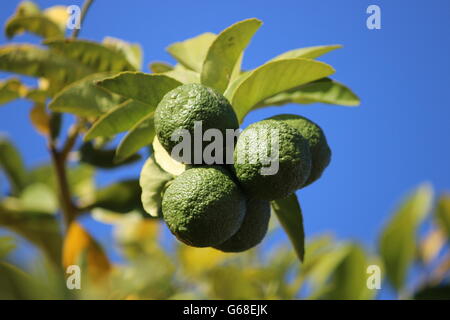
[[379, 184, 433, 291], [5, 2, 67, 40], [19, 182, 58, 214], [257, 78, 360, 108], [269, 44, 342, 61], [153, 136, 185, 176], [63, 222, 111, 282], [0, 137, 28, 195], [103, 36, 142, 70], [45, 39, 137, 72], [0, 44, 92, 94], [96, 71, 181, 105], [271, 193, 305, 262], [167, 32, 216, 72], [49, 73, 120, 117], [436, 194, 450, 237], [84, 99, 152, 141], [225, 58, 335, 121], [149, 61, 173, 73], [178, 245, 230, 277], [139, 156, 174, 217], [163, 65, 200, 84], [115, 114, 155, 162], [201, 18, 262, 93], [0, 78, 26, 105]]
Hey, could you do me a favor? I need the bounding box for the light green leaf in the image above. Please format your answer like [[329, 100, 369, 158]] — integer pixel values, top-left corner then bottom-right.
[[269, 44, 342, 61], [163, 65, 200, 84], [19, 182, 58, 214], [149, 61, 173, 73], [436, 194, 450, 237], [0, 44, 92, 94], [271, 193, 305, 262], [201, 18, 262, 93], [96, 72, 181, 105], [379, 184, 433, 291], [320, 244, 375, 300], [257, 78, 360, 108], [5, 3, 67, 40], [0, 78, 26, 105], [153, 136, 186, 176], [226, 58, 335, 121], [48, 73, 120, 117], [91, 180, 143, 213], [78, 142, 141, 169], [0, 138, 28, 195], [116, 114, 155, 162], [103, 36, 142, 70], [84, 99, 153, 141], [45, 39, 137, 73], [139, 156, 174, 217], [167, 32, 216, 72]]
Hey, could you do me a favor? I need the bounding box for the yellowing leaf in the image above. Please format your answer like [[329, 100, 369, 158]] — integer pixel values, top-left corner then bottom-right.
[[179, 245, 230, 277], [63, 222, 111, 282], [436, 194, 450, 237], [29, 103, 50, 136]]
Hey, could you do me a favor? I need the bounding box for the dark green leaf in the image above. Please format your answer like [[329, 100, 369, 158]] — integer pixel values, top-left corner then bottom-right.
[[436, 194, 450, 237], [414, 285, 450, 300], [91, 180, 143, 213], [0, 138, 28, 195], [271, 193, 305, 262], [79, 142, 141, 169], [0, 236, 16, 259]]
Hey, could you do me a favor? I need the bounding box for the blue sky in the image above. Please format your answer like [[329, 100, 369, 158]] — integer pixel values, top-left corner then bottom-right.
[[1, 0, 450, 299]]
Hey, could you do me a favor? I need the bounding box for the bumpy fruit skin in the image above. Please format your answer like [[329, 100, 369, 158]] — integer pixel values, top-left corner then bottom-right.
[[161, 166, 246, 247], [233, 120, 311, 200], [269, 114, 331, 186], [154, 83, 239, 163], [214, 198, 270, 252]]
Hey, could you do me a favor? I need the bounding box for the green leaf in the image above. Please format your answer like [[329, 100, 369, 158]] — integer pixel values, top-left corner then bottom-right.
[[269, 44, 342, 61], [379, 184, 433, 291], [84, 99, 152, 141], [0, 78, 25, 105], [19, 182, 58, 214], [149, 61, 173, 73], [139, 156, 174, 217], [201, 18, 262, 93], [5, 3, 67, 40], [225, 58, 335, 121], [0, 236, 16, 259], [436, 194, 450, 237], [320, 244, 375, 300], [78, 142, 141, 169], [48, 73, 120, 117], [271, 193, 305, 262], [257, 78, 360, 108], [167, 32, 216, 72], [115, 114, 155, 162], [45, 39, 137, 73], [103, 36, 143, 70], [0, 44, 92, 94], [91, 180, 143, 213], [96, 72, 181, 105], [0, 138, 28, 195], [163, 65, 200, 84], [414, 285, 450, 300]]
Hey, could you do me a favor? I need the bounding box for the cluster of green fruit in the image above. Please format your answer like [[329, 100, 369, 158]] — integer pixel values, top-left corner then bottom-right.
[[153, 83, 331, 252]]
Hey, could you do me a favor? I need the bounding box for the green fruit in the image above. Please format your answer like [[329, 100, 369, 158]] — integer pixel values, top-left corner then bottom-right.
[[269, 114, 331, 186], [154, 83, 239, 164], [161, 166, 246, 247], [233, 120, 311, 200], [214, 198, 270, 252]]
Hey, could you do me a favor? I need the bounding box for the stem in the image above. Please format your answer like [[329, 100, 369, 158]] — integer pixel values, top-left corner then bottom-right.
[[71, 0, 94, 39]]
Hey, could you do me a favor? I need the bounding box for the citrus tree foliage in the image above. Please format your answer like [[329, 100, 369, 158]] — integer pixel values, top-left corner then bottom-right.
[[1, 1, 449, 300]]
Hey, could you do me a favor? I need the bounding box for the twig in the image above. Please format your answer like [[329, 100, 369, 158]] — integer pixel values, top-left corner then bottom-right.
[[71, 0, 94, 39]]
